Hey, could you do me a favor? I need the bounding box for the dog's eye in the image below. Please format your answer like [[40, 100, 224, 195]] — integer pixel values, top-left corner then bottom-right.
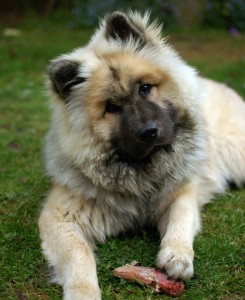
[[105, 101, 122, 114], [139, 84, 152, 96]]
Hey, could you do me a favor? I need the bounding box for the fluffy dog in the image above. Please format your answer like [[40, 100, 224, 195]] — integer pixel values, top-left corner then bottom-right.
[[38, 11, 245, 300]]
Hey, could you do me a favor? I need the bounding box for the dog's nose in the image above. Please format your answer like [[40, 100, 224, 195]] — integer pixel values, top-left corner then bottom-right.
[[138, 121, 158, 143]]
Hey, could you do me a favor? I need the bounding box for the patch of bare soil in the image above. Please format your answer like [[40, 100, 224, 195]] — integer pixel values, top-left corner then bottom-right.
[[170, 34, 245, 62]]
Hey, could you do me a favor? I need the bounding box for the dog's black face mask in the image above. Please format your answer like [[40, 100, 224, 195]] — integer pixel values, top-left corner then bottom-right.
[[108, 86, 175, 163]]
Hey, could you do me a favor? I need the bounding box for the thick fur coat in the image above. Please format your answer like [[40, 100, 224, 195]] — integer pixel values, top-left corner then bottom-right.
[[38, 11, 245, 300]]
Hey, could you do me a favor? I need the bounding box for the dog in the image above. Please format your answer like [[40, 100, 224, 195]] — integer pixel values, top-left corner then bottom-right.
[[38, 11, 245, 300]]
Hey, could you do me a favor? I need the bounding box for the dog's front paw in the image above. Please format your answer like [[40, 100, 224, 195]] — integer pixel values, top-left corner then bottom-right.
[[156, 241, 194, 280]]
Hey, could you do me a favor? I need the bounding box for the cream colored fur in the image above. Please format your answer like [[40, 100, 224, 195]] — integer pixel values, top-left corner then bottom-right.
[[39, 11, 245, 300]]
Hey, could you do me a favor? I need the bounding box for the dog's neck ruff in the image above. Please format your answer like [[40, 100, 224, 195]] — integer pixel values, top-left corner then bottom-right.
[[70, 127, 205, 199]]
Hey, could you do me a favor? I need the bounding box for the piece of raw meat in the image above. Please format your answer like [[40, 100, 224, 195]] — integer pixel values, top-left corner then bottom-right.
[[113, 264, 185, 297]]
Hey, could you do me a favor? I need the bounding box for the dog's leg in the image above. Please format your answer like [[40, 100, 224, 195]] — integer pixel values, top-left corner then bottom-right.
[[156, 181, 200, 280], [38, 185, 101, 300]]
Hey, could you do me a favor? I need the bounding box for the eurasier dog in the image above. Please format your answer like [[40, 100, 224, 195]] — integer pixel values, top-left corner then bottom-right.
[[38, 11, 245, 300]]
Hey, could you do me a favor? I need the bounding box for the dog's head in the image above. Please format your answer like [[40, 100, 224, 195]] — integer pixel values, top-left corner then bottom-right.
[[48, 11, 200, 163], [47, 11, 204, 194]]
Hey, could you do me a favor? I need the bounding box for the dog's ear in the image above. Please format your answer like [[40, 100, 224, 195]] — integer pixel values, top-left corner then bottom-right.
[[105, 11, 145, 44], [49, 59, 86, 100]]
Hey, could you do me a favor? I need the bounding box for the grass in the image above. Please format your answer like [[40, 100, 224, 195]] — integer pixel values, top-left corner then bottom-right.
[[0, 13, 244, 300]]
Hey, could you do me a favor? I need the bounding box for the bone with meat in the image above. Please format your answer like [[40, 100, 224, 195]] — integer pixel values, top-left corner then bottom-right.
[[113, 264, 185, 297]]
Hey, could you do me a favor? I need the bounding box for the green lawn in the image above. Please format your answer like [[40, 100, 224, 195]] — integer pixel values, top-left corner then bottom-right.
[[0, 15, 244, 300]]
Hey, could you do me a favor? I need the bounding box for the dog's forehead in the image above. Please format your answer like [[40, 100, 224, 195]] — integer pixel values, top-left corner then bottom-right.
[[102, 52, 165, 86]]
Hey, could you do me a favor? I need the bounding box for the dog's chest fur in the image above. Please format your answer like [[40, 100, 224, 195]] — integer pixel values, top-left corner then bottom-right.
[[44, 123, 205, 243]]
